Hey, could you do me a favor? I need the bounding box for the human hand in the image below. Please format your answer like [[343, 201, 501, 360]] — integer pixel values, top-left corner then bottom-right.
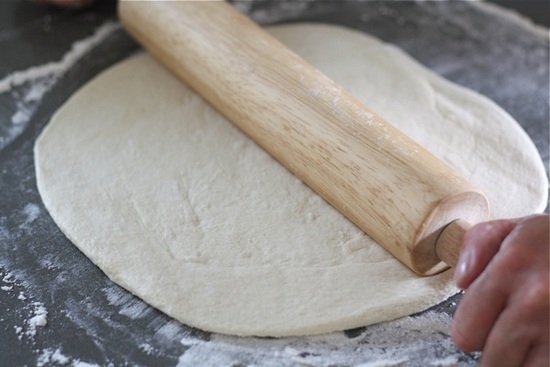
[[452, 214, 549, 367], [34, 0, 95, 9]]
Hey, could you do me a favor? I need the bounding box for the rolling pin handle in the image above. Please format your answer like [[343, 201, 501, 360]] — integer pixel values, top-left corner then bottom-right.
[[435, 219, 472, 268]]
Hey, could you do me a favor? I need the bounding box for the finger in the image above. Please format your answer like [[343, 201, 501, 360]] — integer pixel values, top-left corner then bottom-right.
[[454, 219, 516, 289], [502, 214, 550, 254], [477, 219, 549, 365], [451, 234, 523, 352], [479, 306, 532, 367], [523, 342, 550, 367], [451, 268, 508, 351], [481, 295, 549, 367], [453, 215, 549, 360]]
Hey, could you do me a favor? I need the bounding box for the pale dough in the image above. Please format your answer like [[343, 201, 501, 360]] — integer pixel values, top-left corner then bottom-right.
[[35, 24, 548, 336]]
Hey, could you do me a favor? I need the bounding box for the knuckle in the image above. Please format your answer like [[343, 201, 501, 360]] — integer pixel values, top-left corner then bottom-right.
[[521, 280, 550, 317], [493, 241, 542, 275]]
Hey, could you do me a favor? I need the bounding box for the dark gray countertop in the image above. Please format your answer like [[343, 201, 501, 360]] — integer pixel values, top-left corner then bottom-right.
[[1, 1, 548, 366], [487, 0, 549, 27]]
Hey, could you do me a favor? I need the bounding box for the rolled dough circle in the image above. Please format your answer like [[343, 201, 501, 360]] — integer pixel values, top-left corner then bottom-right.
[[35, 24, 547, 336]]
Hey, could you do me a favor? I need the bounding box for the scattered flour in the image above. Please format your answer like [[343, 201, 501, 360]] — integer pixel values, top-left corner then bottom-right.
[[36, 348, 103, 367], [25, 302, 49, 338], [1, 271, 16, 296], [19, 203, 41, 231], [102, 286, 151, 319], [176, 312, 472, 367], [37, 348, 71, 367], [138, 343, 155, 356], [73, 362, 102, 367], [29, 304, 48, 327], [431, 356, 459, 366], [0, 21, 120, 94], [23, 203, 40, 223], [3, 271, 15, 283], [356, 359, 409, 367], [0, 21, 120, 151], [14, 326, 23, 337], [2, 268, 48, 340]]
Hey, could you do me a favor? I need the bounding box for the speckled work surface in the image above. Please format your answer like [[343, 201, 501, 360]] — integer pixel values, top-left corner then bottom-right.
[[0, 1, 548, 366]]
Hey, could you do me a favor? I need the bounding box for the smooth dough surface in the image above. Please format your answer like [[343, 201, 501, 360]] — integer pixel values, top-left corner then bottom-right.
[[35, 24, 547, 336]]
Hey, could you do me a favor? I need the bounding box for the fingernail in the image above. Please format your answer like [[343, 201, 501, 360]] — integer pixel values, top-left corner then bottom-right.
[[453, 251, 471, 288]]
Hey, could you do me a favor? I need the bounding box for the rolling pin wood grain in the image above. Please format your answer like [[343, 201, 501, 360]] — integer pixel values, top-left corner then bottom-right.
[[118, 0, 490, 276]]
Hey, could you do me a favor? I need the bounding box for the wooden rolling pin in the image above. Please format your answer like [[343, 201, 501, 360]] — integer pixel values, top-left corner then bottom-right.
[[118, 0, 490, 276]]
